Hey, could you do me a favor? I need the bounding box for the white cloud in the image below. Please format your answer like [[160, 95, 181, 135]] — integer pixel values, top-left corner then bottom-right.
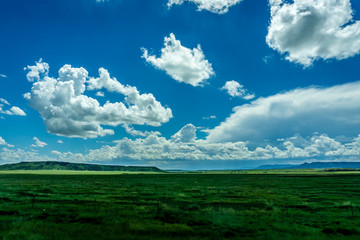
[[24, 60, 172, 139], [31, 137, 47, 148], [267, 0, 360, 67], [167, 0, 243, 14], [142, 33, 214, 87], [0, 137, 14, 148], [171, 123, 197, 143], [95, 91, 104, 97], [57, 140, 63, 144], [207, 81, 360, 143], [0, 98, 26, 117], [51, 150, 62, 155], [122, 124, 160, 137], [221, 80, 255, 100], [203, 115, 216, 120], [0, 148, 56, 163], [25, 58, 49, 82], [0, 74, 6, 78], [4, 107, 26, 116], [0, 98, 10, 105], [2, 123, 360, 164], [39, 130, 360, 163]]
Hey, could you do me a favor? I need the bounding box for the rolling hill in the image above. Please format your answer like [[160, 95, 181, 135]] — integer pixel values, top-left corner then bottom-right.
[[0, 161, 164, 172]]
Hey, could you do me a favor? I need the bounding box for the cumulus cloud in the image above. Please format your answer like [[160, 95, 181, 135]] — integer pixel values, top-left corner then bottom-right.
[[39, 130, 360, 163], [0, 148, 56, 163], [24, 59, 172, 139], [171, 124, 197, 143], [221, 80, 255, 100], [31, 137, 47, 148], [267, 0, 360, 67], [2, 123, 360, 164], [142, 33, 214, 87], [167, 0, 243, 14], [207, 81, 360, 143], [0, 137, 14, 148], [57, 140, 63, 144], [0, 98, 26, 117]]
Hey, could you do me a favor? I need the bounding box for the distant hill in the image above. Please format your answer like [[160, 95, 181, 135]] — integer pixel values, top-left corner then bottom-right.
[[257, 162, 360, 170], [0, 161, 164, 172], [256, 164, 297, 170]]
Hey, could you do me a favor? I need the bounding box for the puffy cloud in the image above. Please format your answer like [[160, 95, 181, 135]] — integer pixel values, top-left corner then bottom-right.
[[171, 123, 197, 143], [142, 33, 214, 87], [221, 80, 255, 100], [267, 0, 360, 67], [0, 148, 55, 163], [0, 74, 6, 78], [25, 59, 49, 82], [57, 140, 63, 144], [2, 124, 360, 164], [43, 130, 360, 163], [207, 81, 360, 143], [0, 98, 26, 117], [0, 137, 14, 148], [24, 60, 172, 138], [4, 107, 26, 116], [167, 0, 242, 14], [31, 137, 47, 148]]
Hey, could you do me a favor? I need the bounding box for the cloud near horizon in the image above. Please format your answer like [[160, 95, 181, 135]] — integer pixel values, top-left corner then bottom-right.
[[167, 0, 243, 14], [142, 33, 214, 87], [207, 81, 360, 143], [24, 60, 172, 139], [2, 129, 360, 165], [267, 0, 360, 67], [0, 137, 14, 148]]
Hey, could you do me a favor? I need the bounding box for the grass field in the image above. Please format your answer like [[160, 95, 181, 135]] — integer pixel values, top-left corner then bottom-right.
[[1, 171, 360, 239]]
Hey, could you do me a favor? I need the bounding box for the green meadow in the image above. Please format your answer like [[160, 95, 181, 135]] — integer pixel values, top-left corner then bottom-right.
[[1, 171, 360, 239]]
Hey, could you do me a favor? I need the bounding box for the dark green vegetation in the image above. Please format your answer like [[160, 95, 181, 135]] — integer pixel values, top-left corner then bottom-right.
[[1, 173, 360, 239], [0, 161, 163, 172]]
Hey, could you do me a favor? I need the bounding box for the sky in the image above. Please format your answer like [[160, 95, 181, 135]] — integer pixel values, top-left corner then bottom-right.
[[1, 0, 360, 170]]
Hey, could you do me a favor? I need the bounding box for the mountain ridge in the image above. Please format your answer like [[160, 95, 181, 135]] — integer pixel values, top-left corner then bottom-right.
[[257, 161, 360, 170]]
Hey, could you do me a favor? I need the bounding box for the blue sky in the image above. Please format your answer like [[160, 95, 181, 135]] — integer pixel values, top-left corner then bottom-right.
[[1, 0, 360, 170]]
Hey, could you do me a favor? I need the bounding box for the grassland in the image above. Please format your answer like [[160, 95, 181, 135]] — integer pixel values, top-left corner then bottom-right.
[[1, 171, 360, 239]]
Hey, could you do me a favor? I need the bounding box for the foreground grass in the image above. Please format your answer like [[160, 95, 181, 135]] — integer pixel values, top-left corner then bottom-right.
[[1, 172, 360, 239]]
